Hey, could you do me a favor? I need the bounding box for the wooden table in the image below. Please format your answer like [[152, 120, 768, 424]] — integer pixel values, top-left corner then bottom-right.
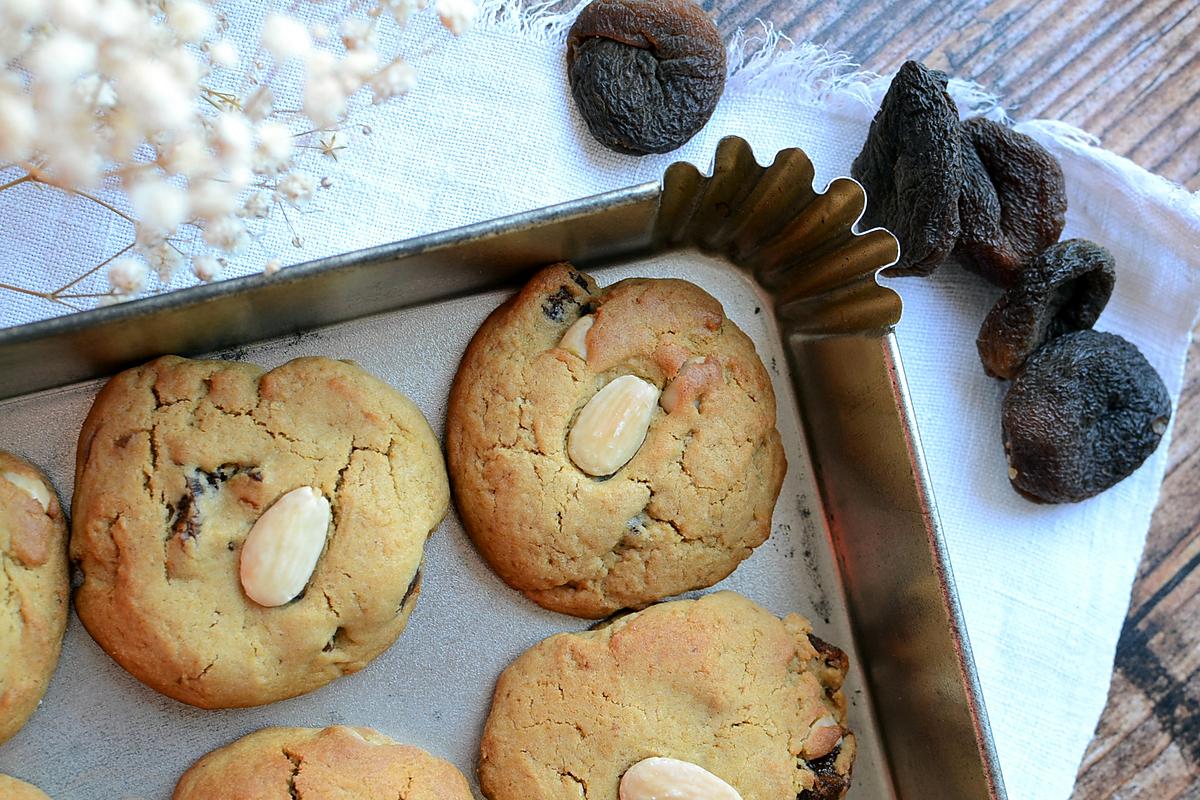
[[699, 0, 1200, 796]]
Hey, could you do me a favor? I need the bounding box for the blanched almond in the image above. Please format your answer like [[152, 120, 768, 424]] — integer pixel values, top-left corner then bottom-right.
[[801, 715, 844, 759], [620, 757, 742, 800], [2, 471, 51, 512], [239, 486, 331, 607], [568, 376, 659, 476], [559, 314, 594, 360]]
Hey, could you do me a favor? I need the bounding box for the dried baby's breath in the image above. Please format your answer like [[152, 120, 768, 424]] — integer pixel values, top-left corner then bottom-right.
[[0, 0, 476, 309]]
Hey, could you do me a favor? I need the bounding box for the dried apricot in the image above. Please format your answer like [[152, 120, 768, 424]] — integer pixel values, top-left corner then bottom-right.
[[978, 239, 1115, 379], [1002, 330, 1170, 504], [851, 61, 963, 276], [566, 0, 726, 155], [955, 118, 1068, 287]]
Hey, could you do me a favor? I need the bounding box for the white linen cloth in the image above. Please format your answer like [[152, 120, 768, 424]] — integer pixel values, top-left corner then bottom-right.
[[2, 5, 1198, 798]]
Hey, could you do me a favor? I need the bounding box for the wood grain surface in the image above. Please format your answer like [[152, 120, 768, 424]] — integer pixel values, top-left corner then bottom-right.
[[697, 0, 1200, 796]]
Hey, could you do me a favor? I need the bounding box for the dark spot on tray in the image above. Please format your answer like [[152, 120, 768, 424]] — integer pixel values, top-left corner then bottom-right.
[[754, 306, 761, 315]]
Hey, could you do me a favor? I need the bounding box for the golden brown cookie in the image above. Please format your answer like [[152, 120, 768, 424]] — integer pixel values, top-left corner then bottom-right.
[[71, 356, 449, 708], [0, 774, 53, 800], [479, 592, 856, 800], [447, 265, 786, 618], [173, 725, 472, 800], [0, 452, 68, 745]]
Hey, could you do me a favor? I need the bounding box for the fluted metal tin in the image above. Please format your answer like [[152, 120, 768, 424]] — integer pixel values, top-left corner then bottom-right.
[[0, 137, 1004, 799]]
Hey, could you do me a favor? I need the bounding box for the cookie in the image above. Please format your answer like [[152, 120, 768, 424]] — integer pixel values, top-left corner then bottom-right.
[[71, 356, 449, 708], [0, 774, 53, 800], [479, 592, 856, 800], [447, 265, 786, 618], [0, 452, 69, 745], [173, 725, 472, 800]]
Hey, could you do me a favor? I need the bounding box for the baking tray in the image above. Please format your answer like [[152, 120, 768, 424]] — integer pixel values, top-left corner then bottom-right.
[[0, 136, 1005, 799]]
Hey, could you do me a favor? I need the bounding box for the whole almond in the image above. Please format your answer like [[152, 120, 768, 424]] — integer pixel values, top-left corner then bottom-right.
[[2, 470, 51, 512], [559, 314, 594, 360], [620, 757, 742, 800], [239, 486, 331, 607], [801, 715, 844, 760], [568, 375, 659, 476]]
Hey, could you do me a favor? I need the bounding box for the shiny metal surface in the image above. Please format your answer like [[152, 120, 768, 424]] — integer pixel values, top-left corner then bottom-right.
[[0, 137, 1003, 799]]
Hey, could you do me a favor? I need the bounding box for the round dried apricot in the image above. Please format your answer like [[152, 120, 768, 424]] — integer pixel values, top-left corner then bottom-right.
[[955, 118, 1068, 287], [978, 239, 1115, 379], [1002, 330, 1170, 504], [566, 0, 726, 155]]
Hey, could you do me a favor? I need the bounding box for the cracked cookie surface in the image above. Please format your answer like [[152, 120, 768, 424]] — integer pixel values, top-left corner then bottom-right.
[[71, 356, 449, 708], [172, 725, 472, 800], [0, 452, 68, 745], [479, 591, 856, 800], [0, 774, 53, 799], [447, 265, 786, 618]]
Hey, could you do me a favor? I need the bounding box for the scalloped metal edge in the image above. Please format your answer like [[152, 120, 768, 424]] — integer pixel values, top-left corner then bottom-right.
[[654, 136, 902, 336]]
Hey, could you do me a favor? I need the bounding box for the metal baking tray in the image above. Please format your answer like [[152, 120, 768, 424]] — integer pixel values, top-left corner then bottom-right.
[[0, 137, 1005, 799]]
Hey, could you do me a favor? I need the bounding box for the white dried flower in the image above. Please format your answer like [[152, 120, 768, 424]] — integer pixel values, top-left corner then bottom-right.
[[112, 56, 193, 132], [302, 51, 346, 128], [191, 254, 222, 282], [189, 180, 238, 222], [262, 14, 310, 61], [30, 31, 97, 85], [167, 1, 213, 43], [211, 113, 252, 163], [204, 215, 249, 252], [44, 142, 102, 189], [436, 0, 476, 36], [371, 60, 416, 103], [108, 257, 149, 294], [243, 86, 273, 122], [75, 74, 117, 110], [382, 0, 425, 26], [131, 181, 189, 244], [0, 0, 468, 306], [264, 258, 282, 276], [340, 19, 376, 51], [338, 50, 379, 93], [276, 172, 314, 206], [241, 190, 271, 219], [0, 91, 36, 162], [208, 39, 238, 69], [254, 121, 293, 175], [159, 135, 211, 177], [146, 243, 183, 283], [4, 0, 46, 26]]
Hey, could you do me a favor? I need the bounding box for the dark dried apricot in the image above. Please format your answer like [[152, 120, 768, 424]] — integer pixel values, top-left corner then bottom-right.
[[978, 239, 1116, 379], [566, 0, 726, 155], [1002, 330, 1170, 504], [851, 61, 963, 276], [955, 118, 1068, 287]]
